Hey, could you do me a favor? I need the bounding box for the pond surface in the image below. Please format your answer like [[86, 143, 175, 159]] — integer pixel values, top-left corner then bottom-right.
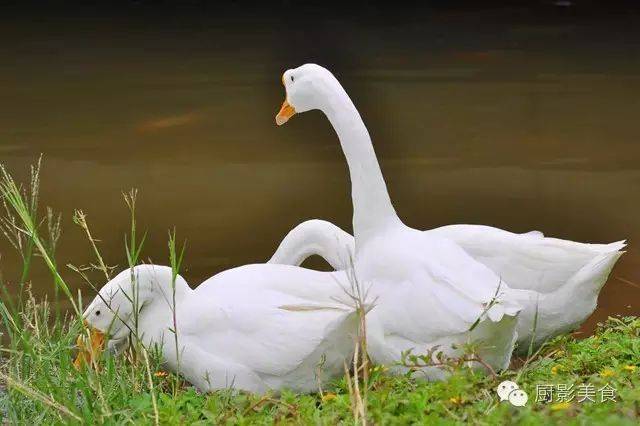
[[1, 4, 639, 333]]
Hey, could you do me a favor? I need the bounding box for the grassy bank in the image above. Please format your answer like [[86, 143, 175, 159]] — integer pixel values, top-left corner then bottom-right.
[[1, 304, 638, 424], [0, 162, 639, 424]]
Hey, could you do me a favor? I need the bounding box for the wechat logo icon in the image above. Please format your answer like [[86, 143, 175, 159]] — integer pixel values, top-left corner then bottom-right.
[[497, 380, 528, 407]]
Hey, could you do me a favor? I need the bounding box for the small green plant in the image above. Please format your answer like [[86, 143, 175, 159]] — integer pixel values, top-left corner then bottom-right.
[[399, 342, 498, 380], [167, 228, 186, 398]]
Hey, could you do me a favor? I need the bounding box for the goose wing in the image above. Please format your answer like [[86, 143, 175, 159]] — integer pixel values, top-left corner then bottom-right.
[[429, 224, 625, 293], [184, 264, 364, 378]]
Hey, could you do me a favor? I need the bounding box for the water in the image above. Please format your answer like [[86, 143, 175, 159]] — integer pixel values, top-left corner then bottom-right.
[[1, 4, 639, 333]]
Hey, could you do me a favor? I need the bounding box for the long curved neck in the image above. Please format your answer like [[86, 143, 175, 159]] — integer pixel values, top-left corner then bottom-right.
[[268, 239, 344, 270], [268, 220, 355, 270], [322, 83, 400, 242]]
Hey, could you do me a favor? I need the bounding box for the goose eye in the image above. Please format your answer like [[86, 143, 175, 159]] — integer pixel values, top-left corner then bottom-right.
[[290, 75, 294, 82], [95, 310, 101, 316]]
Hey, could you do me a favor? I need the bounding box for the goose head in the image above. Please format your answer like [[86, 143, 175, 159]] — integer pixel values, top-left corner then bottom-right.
[[74, 265, 179, 367], [275, 63, 342, 125]]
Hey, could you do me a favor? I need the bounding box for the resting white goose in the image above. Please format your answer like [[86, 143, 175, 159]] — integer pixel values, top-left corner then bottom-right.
[[275, 64, 523, 377], [76, 264, 372, 393], [267, 220, 624, 352]]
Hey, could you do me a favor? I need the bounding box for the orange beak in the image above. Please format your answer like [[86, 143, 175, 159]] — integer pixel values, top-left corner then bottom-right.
[[73, 323, 106, 369], [275, 99, 296, 126]]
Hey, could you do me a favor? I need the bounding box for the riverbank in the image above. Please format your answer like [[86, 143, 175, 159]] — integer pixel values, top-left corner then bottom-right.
[[1, 304, 638, 424]]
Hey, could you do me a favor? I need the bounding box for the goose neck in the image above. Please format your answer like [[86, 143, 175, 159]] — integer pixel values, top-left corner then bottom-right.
[[323, 89, 400, 241]]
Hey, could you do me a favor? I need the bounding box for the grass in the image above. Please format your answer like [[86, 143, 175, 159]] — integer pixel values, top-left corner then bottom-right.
[[1, 161, 639, 424], [1, 300, 638, 424]]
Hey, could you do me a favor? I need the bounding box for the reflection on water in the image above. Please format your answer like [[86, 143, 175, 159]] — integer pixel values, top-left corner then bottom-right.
[[1, 5, 640, 334]]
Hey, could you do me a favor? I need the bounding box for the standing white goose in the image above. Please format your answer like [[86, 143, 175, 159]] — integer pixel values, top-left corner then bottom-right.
[[76, 264, 372, 393], [275, 64, 522, 376], [267, 220, 624, 351]]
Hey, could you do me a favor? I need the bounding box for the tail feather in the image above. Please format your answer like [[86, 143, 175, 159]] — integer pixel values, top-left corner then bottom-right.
[[600, 240, 626, 253], [572, 249, 625, 295]]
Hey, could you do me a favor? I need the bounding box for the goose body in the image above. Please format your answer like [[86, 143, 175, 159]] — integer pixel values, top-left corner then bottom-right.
[[268, 220, 624, 351], [80, 264, 370, 393], [276, 64, 522, 376]]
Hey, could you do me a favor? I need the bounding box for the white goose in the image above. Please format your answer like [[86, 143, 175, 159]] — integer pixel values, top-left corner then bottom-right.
[[275, 64, 522, 376], [268, 220, 624, 351], [77, 264, 371, 393]]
